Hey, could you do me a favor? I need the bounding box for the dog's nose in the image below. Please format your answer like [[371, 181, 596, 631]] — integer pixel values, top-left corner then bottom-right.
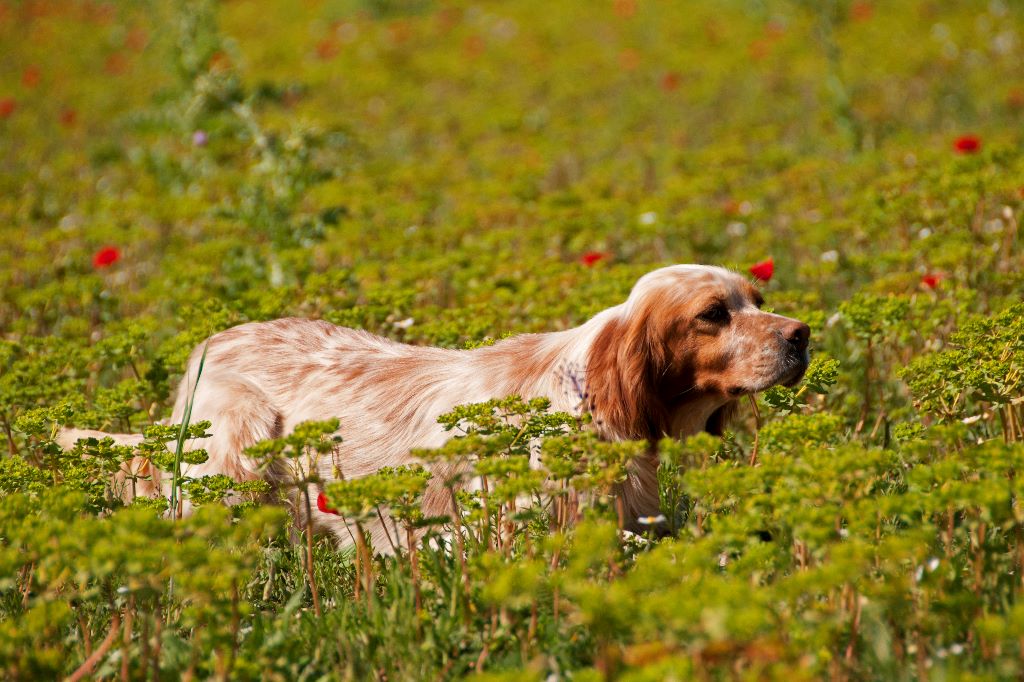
[[782, 320, 810, 352]]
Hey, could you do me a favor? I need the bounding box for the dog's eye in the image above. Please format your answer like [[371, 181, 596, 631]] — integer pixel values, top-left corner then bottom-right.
[[698, 304, 730, 324]]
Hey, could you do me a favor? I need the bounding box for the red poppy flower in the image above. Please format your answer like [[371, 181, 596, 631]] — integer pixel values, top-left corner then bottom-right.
[[721, 199, 740, 216], [208, 51, 231, 72], [764, 20, 786, 38], [748, 38, 770, 61], [953, 135, 981, 154], [92, 246, 121, 268], [618, 48, 640, 71], [1008, 88, 1024, 110], [581, 251, 606, 267], [613, 0, 637, 19], [59, 108, 77, 127], [0, 97, 15, 119], [463, 34, 485, 58], [315, 38, 339, 60], [317, 491, 339, 515], [749, 257, 774, 282], [388, 20, 412, 46], [850, 1, 873, 21], [104, 53, 128, 75], [921, 272, 944, 289], [660, 71, 680, 92], [22, 66, 41, 88], [125, 26, 149, 52], [85, 2, 115, 24]]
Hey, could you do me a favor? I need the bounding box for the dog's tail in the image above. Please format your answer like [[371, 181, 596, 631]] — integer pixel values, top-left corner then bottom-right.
[[57, 428, 161, 502]]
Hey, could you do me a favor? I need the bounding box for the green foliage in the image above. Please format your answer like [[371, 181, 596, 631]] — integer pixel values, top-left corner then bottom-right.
[[838, 293, 910, 343], [762, 353, 840, 414], [2, 0, 1024, 678], [901, 302, 1024, 438], [759, 411, 846, 453]]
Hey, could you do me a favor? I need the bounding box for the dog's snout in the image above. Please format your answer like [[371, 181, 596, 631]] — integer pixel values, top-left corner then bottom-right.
[[783, 320, 810, 352]]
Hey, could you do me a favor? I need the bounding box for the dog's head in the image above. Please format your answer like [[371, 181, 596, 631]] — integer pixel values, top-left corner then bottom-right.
[[586, 264, 810, 441]]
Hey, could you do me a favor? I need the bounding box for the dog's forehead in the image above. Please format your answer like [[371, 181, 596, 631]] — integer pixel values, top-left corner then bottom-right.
[[634, 265, 755, 305]]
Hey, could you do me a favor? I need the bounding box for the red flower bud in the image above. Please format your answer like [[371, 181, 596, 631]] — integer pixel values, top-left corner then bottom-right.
[[749, 257, 774, 282], [22, 66, 41, 88], [317, 491, 339, 515], [660, 71, 680, 92], [850, 1, 873, 21], [92, 246, 121, 268], [315, 38, 339, 60], [953, 135, 981, 154]]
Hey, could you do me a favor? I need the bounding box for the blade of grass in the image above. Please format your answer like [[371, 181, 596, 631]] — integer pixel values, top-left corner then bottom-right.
[[168, 344, 207, 601], [168, 343, 208, 521]]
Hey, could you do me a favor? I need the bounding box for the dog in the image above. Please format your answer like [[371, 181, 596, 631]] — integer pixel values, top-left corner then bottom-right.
[[60, 264, 809, 546]]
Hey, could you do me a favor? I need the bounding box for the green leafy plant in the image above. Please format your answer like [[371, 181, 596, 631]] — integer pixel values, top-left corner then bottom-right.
[[2, 0, 1024, 678]]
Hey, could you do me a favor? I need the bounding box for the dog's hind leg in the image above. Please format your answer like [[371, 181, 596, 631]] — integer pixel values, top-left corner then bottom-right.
[[56, 371, 283, 510], [57, 428, 144, 451], [56, 428, 157, 502], [170, 370, 284, 514]]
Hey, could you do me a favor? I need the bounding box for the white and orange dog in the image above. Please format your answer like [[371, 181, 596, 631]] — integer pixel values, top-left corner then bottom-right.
[[61, 264, 809, 544]]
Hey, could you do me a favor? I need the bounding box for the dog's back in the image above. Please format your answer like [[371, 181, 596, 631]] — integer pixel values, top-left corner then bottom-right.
[[62, 317, 572, 544]]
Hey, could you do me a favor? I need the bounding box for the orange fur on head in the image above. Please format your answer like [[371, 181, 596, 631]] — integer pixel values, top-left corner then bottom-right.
[[586, 313, 669, 442]]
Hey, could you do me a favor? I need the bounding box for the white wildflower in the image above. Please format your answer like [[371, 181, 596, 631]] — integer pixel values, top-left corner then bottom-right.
[[726, 221, 747, 237]]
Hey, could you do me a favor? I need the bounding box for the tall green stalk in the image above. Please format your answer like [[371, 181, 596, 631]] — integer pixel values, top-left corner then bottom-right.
[[169, 344, 208, 521]]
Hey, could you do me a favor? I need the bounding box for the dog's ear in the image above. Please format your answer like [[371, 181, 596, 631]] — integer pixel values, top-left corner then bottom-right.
[[586, 312, 669, 441], [703, 400, 738, 436]]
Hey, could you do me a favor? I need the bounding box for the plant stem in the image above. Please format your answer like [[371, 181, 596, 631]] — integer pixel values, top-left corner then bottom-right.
[[68, 612, 121, 682], [354, 520, 373, 609], [2, 415, 17, 455], [448, 486, 471, 619], [76, 607, 94, 659], [152, 602, 163, 681], [303, 488, 322, 617], [375, 506, 397, 554], [747, 394, 762, 466], [120, 595, 134, 681], [406, 525, 422, 618], [226, 581, 240, 680]]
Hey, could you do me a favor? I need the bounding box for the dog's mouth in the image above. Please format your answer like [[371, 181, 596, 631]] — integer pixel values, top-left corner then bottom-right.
[[780, 361, 808, 388], [726, 352, 810, 396], [780, 350, 810, 387]]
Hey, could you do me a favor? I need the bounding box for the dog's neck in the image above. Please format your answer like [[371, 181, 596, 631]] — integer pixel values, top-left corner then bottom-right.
[[472, 307, 621, 415], [668, 395, 732, 438], [476, 307, 727, 442]]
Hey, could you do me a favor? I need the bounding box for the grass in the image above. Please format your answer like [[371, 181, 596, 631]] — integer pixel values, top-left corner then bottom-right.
[[1, 0, 1024, 679]]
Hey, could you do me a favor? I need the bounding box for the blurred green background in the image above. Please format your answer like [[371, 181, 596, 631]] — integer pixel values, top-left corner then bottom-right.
[[2, 1, 1021, 340], [1, 0, 1022, 400]]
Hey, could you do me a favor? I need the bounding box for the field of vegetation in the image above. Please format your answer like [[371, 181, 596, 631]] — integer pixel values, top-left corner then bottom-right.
[[2, 0, 1024, 678]]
